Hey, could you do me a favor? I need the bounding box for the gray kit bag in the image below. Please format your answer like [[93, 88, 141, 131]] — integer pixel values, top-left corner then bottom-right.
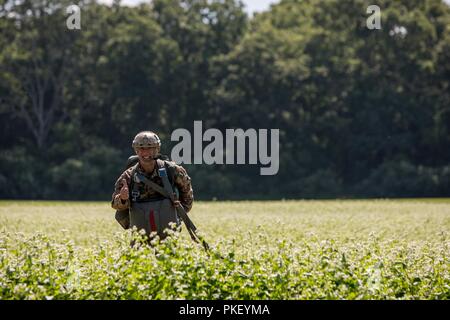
[[129, 198, 180, 239]]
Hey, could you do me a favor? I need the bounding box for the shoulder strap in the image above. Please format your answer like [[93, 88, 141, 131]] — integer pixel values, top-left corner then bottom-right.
[[129, 163, 139, 201], [159, 159, 176, 186], [157, 159, 173, 190], [130, 162, 139, 178]]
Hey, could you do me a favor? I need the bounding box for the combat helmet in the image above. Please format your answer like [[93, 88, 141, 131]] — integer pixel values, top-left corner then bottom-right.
[[132, 131, 161, 149]]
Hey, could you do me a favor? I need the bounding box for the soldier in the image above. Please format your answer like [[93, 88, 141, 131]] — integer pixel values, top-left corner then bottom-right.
[[111, 131, 194, 243]]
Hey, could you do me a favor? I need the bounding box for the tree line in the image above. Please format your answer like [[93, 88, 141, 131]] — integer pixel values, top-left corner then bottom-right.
[[1, 0, 449, 200]]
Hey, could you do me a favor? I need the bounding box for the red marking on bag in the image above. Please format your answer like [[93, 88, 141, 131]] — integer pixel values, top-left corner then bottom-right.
[[149, 209, 157, 232]]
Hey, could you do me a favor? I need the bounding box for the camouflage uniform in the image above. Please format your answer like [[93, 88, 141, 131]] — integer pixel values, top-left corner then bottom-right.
[[111, 161, 194, 213]]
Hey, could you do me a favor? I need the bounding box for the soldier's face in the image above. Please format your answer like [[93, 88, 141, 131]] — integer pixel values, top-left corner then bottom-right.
[[135, 147, 158, 162]]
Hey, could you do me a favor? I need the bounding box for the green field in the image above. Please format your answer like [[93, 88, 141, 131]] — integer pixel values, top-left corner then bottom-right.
[[0, 200, 449, 299]]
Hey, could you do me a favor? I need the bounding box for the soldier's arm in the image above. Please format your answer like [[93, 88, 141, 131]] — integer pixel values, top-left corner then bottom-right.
[[173, 165, 194, 213], [111, 170, 132, 210]]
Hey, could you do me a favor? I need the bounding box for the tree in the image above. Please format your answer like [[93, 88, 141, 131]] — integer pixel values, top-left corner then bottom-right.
[[0, 0, 87, 151]]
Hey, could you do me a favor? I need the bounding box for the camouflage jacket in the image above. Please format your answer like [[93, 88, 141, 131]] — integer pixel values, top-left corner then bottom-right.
[[111, 160, 193, 213]]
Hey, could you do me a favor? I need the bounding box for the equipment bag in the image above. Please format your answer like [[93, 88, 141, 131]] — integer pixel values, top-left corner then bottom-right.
[[129, 197, 180, 239]]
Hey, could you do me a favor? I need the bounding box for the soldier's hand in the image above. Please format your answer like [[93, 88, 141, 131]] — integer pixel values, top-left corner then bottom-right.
[[119, 179, 129, 200], [173, 200, 182, 208]]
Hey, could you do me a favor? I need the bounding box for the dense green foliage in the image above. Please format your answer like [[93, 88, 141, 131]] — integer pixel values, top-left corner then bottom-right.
[[1, 0, 450, 200], [0, 200, 449, 299]]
